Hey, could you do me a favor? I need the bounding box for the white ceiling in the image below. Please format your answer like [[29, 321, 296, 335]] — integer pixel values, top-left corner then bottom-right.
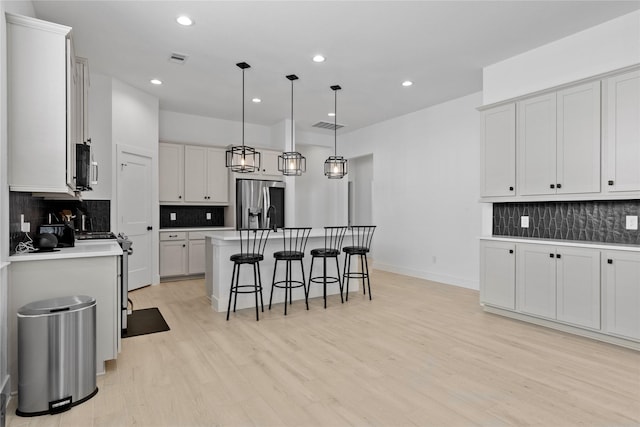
[[28, 1, 640, 134]]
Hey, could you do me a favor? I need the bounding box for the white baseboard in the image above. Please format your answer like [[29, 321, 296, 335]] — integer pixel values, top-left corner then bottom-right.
[[373, 262, 479, 290]]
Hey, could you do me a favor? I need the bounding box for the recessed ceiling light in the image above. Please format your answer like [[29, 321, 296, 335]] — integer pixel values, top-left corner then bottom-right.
[[328, 112, 335, 117], [402, 80, 413, 87], [312, 54, 325, 63], [252, 98, 261, 103], [176, 15, 193, 26], [150, 79, 163, 85]]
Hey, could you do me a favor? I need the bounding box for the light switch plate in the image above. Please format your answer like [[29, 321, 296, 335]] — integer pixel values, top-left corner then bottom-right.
[[626, 215, 638, 230], [170, 213, 177, 221], [206, 213, 212, 220], [520, 216, 529, 228]]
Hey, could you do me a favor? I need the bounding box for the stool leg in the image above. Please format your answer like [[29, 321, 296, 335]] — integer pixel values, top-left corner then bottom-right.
[[335, 256, 344, 303], [226, 263, 237, 321], [257, 262, 264, 312], [253, 262, 260, 321], [284, 260, 289, 315], [307, 256, 315, 303], [288, 260, 293, 305], [233, 264, 241, 313], [360, 254, 366, 295], [364, 254, 372, 300], [300, 259, 309, 310], [269, 259, 278, 310], [323, 256, 327, 309], [344, 253, 351, 301]]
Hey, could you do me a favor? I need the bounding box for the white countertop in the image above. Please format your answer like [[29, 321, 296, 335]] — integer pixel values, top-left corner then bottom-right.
[[480, 236, 640, 252], [9, 240, 122, 262]]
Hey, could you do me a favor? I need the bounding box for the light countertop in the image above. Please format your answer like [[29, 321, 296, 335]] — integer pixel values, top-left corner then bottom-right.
[[203, 228, 340, 242], [9, 240, 122, 262], [480, 236, 640, 252], [160, 226, 235, 233]]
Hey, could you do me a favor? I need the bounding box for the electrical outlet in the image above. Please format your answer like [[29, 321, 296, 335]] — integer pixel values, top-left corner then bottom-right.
[[206, 213, 212, 220], [521, 216, 529, 228], [21, 222, 30, 232], [170, 213, 177, 221], [626, 215, 638, 230]]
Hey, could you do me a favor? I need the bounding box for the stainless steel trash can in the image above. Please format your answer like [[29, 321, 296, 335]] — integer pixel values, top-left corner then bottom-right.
[[16, 295, 98, 416]]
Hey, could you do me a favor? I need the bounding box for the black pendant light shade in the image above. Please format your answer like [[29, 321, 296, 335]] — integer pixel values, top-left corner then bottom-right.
[[278, 74, 306, 176], [226, 62, 261, 173], [324, 85, 348, 179]]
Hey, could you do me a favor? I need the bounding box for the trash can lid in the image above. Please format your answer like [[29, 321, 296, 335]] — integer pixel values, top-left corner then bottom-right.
[[18, 295, 96, 316]]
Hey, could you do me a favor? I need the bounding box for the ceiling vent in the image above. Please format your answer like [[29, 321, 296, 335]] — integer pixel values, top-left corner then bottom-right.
[[312, 121, 345, 131], [168, 52, 188, 64]]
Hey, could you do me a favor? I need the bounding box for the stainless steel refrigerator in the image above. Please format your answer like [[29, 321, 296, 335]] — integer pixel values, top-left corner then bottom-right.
[[236, 179, 285, 230]]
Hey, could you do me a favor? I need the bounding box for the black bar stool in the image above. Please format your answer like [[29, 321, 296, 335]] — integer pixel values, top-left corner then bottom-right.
[[343, 225, 376, 301], [226, 228, 270, 321], [269, 227, 311, 315], [307, 226, 348, 308]]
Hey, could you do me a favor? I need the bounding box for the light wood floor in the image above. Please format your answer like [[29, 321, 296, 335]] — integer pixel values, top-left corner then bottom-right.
[[7, 270, 640, 427]]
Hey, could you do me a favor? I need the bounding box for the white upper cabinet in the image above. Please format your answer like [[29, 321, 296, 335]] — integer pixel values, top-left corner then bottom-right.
[[184, 145, 228, 204], [159, 142, 184, 202], [480, 104, 515, 197], [518, 82, 600, 196], [7, 13, 75, 194], [556, 82, 601, 195], [604, 70, 640, 193]]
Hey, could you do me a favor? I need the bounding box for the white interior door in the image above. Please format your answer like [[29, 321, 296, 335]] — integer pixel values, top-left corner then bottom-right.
[[117, 146, 153, 290]]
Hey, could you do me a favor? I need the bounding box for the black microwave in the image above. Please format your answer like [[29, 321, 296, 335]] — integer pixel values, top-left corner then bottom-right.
[[76, 143, 92, 191]]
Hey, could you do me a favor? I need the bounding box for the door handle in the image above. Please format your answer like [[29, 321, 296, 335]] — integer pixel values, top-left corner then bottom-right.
[[147, 226, 153, 231]]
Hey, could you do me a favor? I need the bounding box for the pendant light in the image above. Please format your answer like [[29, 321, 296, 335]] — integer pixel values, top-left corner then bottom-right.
[[324, 85, 348, 179], [278, 74, 306, 176], [226, 62, 261, 173]]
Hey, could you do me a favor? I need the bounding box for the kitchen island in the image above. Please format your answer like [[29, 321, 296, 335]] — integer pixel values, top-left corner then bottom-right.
[[7, 241, 122, 392], [204, 229, 358, 312]]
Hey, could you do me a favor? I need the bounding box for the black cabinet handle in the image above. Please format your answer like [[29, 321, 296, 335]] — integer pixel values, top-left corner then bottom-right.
[[509, 186, 514, 191], [549, 253, 554, 258], [178, 195, 182, 199], [147, 226, 153, 231], [556, 183, 562, 189], [607, 259, 613, 264], [550, 184, 555, 189], [608, 180, 614, 186], [556, 254, 561, 259], [509, 249, 514, 254], [182, 244, 186, 248]]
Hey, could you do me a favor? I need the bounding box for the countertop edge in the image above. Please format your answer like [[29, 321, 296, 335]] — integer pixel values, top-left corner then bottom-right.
[[9, 241, 123, 262], [479, 236, 640, 252]]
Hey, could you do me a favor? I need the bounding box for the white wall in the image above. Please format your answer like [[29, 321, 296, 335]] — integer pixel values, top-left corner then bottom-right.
[[159, 110, 273, 149], [349, 155, 373, 226], [483, 10, 640, 105], [112, 79, 160, 284], [342, 92, 483, 289]]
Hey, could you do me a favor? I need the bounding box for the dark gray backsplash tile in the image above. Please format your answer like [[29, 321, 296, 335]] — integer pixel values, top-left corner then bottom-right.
[[493, 200, 640, 245], [160, 206, 224, 228]]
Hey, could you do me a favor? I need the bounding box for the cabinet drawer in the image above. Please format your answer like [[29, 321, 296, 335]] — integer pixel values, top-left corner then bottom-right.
[[188, 232, 206, 240], [160, 232, 187, 241]]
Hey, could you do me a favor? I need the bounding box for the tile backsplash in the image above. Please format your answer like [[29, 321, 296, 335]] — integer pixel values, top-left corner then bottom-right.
[[160, 206, 224, 228], [493, 200, 640, 245]]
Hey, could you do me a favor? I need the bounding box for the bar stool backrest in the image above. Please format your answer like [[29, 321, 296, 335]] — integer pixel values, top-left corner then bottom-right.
[[323, 226, 348, 251], [237, 228, 271, 257], [281, 227, 312, 254], [347, 226, 376, 251]]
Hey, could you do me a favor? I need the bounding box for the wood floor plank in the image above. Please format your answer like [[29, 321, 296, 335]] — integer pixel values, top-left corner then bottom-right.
[[6, 270, 640, 426]]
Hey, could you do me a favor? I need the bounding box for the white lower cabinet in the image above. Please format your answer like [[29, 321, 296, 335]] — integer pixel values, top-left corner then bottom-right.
[[481, 239, 637, 347], [603, 251, 640, 341], [159, 231, 206, 278], [480, 240, 515, 309]]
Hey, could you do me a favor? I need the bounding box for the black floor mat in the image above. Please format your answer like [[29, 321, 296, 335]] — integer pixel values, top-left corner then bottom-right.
[[122, 307, 170, 338]]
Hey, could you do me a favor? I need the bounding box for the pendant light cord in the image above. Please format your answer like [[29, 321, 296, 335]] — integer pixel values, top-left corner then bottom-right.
[[291, 79, 294, 151], [334, 89, 337, 156], [242, 68, 245, 149]]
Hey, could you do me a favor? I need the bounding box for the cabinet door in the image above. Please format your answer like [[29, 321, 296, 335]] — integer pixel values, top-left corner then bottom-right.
[[206, 148, 229, 203], [556, 247, 600, 329], [159, 143, 184, 202], [159, 241, 188, 277], [184, 145, 208, 202], [188, 239, 206, 275], [605, 70, 640, 193], [480, 104, 516, 197], [518, 93, 557, 196], [603, 251, 640, 341], [517, 244, 556, 319], [261, 150, 282, 176], [480, 240, 516, 309], [556, 82, 601, 195]]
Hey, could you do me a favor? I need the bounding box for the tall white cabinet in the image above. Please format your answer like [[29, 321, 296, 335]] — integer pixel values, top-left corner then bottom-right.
[[159, 143, 184, 202], [480, 104, 516, 197]]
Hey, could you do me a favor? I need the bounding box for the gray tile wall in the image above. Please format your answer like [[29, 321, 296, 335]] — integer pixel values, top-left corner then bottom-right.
[[493, 200, 640, 245]]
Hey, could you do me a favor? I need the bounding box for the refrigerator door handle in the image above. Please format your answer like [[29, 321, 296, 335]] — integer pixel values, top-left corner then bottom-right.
[[264, 186, 271, 229]]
